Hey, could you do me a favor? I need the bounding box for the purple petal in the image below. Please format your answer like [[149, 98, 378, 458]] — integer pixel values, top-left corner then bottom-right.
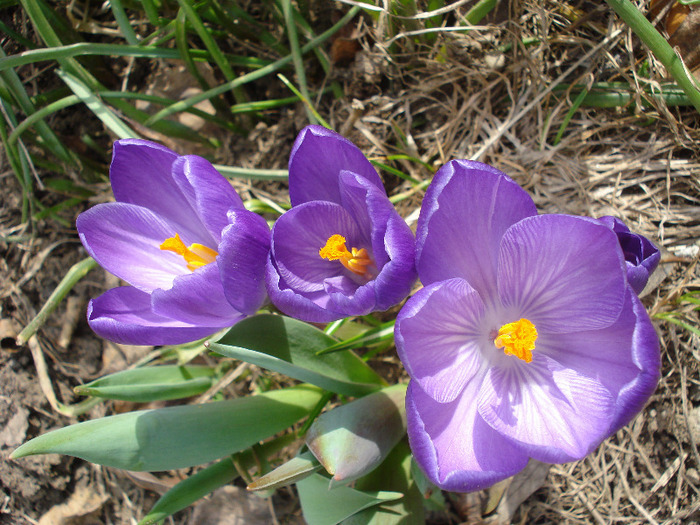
[[611, 290, 660, 431], [540, 288, 659, 434], [407, 381, 529, 492], [338, 171, 381, 250], [109, 139, 212, 244], [266, 257, 341, 323], [372, 213, 417, 311], [87, 287, 221, 345], [288, 126, 384, 206], [598, 216, 660, 295], [266, 256, 378, 322], [336, 171, 417, 307], [77, 203, 189, 292], [395, 279, 487, 403], [477, 355, 615, 462], [270, 201, 365, 294], [171, 155, 245, 243], [417, 161, 537, 299], [218, 209, 271, 315], [324, 275, 377, 317], [498, 215, 627, 333], [151, 263, 245, 326]]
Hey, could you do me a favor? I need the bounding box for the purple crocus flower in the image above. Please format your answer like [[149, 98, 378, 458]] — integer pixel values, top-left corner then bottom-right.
[[598, 216, 660, 295], [77, 139, 270, 345], [395, 160, 660, 492], [266, 126, 417, 322]]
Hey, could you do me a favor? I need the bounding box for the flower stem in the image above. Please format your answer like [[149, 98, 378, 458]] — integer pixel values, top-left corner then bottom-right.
[[604, 0, 700, 114]]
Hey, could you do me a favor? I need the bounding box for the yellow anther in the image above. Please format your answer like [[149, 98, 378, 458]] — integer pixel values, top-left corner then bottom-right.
[[160, 233, 218, 271], [319, 234, 374, 278], [494, 318, 538, 363]]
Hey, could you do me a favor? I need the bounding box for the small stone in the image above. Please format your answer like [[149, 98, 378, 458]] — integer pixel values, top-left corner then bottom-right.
[[686, 468, 700, 485], [687, 406, 700, 445]]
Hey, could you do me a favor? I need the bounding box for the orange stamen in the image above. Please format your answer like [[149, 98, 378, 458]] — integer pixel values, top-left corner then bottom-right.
[[319, 234, 374, 278], [160, 233, 218, 271], [494, 318, 538, 363]]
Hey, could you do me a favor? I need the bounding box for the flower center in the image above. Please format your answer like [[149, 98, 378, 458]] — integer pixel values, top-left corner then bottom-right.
[[160, 233, 218, 271], [494, 318, 538, 363], [319, 234, 374, 278]]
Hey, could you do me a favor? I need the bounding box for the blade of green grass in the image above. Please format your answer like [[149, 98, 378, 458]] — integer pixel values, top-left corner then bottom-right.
[[16, 257, 98, 346], [655, 313, 700, 337], [214, 165, 289, 181], [0, 44, 270, 72], [465, 0, 497, 24], [176, 0, 234, 82], [108, 0, 140, 45], [56, 70, 136, 139], [370, 160, 420, 184], [140, 0, 162, 27], [553, 87, 589, 145], [277, 73, 327, 127], [281, 0, 316, 125], [553, 82, 691, 107]]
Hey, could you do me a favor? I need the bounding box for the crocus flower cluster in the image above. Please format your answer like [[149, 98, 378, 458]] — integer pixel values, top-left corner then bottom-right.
[[79, 130, 660, 495], [394, 160, 660, 491], [77, 139, 270, 345]]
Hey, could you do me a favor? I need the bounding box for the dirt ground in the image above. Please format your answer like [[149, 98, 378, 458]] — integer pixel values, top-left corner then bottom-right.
[[2, 1, 700, 524]]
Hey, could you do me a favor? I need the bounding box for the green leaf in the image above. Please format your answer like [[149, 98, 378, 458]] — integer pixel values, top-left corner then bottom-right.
[[306, 384, 407, 485], [344, 440, 426, 525], [141, 433, 298, 524], [209, 315, 386, 396], [141, 458, 237, 525], [11, 384, 322, 471], [297, 473, 403, 525], [248, 450, 321, 492], [74, 365, 219, 402]]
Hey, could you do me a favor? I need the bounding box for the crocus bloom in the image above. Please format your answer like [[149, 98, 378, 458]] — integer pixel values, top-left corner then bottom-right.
[[598, 216, 660, 295], [395, 160, 660, 492], [77, 139, 270, 345], [266, 126, 417, 322]]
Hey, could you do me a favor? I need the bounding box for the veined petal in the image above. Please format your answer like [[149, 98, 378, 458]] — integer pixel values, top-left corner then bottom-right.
[[417, 161, 537, 301], [407, 381, 528, 492], [109, 139, 211, 244], [265, 258, 342, 323], [498, 215, 627, 333], [77, 202, 189, 292], [598, 216, 660, 295], [171, 155, 245, 243], [218, 209, 271, 315], [396, 279, 487, 403], [324, 275, 377, 318], [270, 201, 364, 293], [477, 355, 615, 462], [288, 126, 384, 206], [151, 263, 245, 327], [372, 213, 417, 311], [87, 287, 220, 345], [541, 288, 660, 434], [338, 170, 383, 252], [337, 171, 417, 308]]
